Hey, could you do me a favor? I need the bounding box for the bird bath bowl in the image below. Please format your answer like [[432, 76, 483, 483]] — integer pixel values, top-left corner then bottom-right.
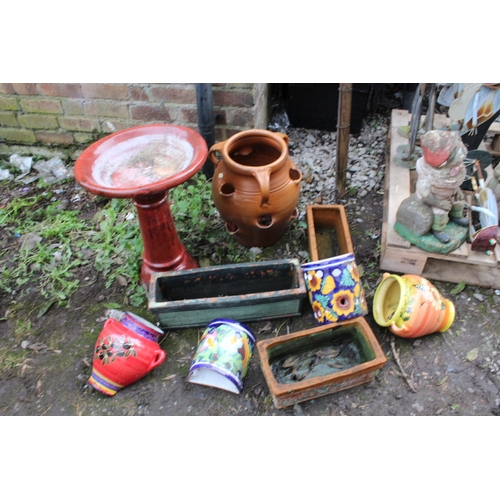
[[74, 124, 208, 286]]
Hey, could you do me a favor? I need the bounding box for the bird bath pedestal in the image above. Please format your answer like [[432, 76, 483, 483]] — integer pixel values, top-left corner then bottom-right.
[[74, 124, 208, 287]]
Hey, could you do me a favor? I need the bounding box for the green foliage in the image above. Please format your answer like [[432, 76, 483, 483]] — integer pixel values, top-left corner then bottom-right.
[[170, 173, 252, 265], [0, 191, 144, 307], [0, 170, 305, 310], [87, 198, 144, 306]]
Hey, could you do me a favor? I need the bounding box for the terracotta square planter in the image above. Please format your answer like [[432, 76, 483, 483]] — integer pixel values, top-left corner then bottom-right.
[[306, 204, 354, 261], [148, 259, 307, 329], [257, 317, 386, 409]]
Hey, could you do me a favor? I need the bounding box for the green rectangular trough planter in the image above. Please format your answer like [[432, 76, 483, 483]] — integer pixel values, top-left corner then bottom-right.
[[257, 317, 387, 409], [148, 259, 307, 329]]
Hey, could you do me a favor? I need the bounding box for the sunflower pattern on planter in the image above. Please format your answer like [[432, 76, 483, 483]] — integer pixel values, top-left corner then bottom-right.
[[302, 253, 368, 325]]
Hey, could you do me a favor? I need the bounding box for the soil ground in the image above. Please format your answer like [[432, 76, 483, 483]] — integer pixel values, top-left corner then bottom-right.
[[1, 171, 500, 417]]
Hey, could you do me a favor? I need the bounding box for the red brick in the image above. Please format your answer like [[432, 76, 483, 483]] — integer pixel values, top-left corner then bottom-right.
[[215, 110, 226, 125], [0, 83, 16, 94], [12, 83, 39, 95], [213, 89, 253, 107], [73, 133, 95, 144], [215, 128, 225, 142], [227, 83, 254, 89], [227, 108, 254, 127], [18, 114, 59, 129], [130, 85, 149, 101], [84, 101, 129, 119], [20, 98, 62, 114], [179, 107, 227, 126], [102, 120, 139, 132], [130, 105, 172, 122], [59, 116, 100, 132], [226, 128, 246, 138], [39, 83, 83, 98], [82, 83, 129, 100], [149, 85, 196, 104], [178, 107, 199, 123], [35, 132, 74, 145], [63, 100, 84, 115]]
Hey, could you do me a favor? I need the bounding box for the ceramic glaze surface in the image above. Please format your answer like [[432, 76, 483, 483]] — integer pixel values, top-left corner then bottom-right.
[[302, 253, 368, 325], [92, 134, 194, 189], [210, 129, 302, 247], [372, 273, 455, 338], [74, 124, 208, 285], [121, 311, 164, 343], [75, 124, 207, 199], [188, 319, 255, 394], [88, 318, 166, 396]]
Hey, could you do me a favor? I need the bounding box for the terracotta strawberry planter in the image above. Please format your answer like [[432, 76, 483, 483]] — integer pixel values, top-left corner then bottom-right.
[[257, 317, 386, 409], [148, 259, 307, 329], [306, 204, 354, 261], [210, 129, 302, 248]]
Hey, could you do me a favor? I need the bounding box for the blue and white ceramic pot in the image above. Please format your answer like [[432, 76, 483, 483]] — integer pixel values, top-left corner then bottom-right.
[[188, 319, 256, 394], [301, 253, 368, 325]]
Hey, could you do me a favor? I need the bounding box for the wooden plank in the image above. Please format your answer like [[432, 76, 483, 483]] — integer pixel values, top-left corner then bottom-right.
[[488, 121, 500, 134], [422, 258, 500, 288], [484, 142, 500, 157], [387, 109, 411, 249], [380, 245, 427, 275]]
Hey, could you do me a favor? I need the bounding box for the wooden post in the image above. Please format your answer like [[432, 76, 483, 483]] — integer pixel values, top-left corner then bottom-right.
[[336, 83, 352, 198]]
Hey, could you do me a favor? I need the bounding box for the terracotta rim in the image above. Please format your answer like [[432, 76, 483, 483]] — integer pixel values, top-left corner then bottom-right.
[[221, 129, 288, 174], [74, 124, 208, 199]]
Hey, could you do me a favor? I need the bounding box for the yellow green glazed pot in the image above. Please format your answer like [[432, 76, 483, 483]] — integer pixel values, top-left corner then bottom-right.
[[372, 273, 455, 338]]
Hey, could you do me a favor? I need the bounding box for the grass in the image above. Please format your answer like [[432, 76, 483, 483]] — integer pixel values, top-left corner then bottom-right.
[[0, 172, 258, 310], [0, 169, 309, 311], [0, 178, 144, 307]]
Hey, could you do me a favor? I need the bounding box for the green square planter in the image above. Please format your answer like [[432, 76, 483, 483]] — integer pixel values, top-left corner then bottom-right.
[[306, 204, 354, 261], [148, 259, 307, 329], [257, 317, 387, 409]]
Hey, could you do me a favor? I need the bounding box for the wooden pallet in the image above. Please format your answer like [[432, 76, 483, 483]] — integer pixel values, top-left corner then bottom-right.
[[380, 109, 500, 288], [484, 120, 500, 157]]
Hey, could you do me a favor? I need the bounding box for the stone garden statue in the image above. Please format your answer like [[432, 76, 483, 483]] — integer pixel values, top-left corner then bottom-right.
[[395, 130, 469, 253]]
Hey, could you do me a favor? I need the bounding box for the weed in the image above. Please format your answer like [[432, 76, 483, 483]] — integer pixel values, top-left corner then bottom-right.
[[170, 173, 252, 265]]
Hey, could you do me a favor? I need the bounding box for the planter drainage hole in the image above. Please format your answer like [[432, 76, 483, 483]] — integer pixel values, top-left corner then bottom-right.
[[226, 221, 239, 234], [257, 214, 273, 228], [220, 183, 235, 196]]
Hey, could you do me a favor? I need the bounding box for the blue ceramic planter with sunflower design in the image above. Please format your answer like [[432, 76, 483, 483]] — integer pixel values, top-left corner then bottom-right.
[[302, 253, 368, 325], [188, 319, 256, 394]]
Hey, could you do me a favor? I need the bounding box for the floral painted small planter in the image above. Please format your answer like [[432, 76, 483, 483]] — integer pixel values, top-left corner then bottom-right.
[[257, 317, 386, 409], [373, 273, 455, 338], [88, 317, 166, 396], [302, 253, 368, 325], [148, 259, 307, 329], [306, 204, 354, 261], [188, 319, 256, 394]]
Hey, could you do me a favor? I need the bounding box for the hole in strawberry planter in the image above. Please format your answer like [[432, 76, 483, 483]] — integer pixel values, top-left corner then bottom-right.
[[257, 214, 273, 228]]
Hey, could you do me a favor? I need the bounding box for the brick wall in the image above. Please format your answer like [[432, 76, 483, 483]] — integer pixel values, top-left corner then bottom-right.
[[0, 83, 270, 160]]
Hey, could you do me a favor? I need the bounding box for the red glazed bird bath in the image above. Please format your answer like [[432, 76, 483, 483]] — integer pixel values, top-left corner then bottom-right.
[[74, 124, 208, 286]]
